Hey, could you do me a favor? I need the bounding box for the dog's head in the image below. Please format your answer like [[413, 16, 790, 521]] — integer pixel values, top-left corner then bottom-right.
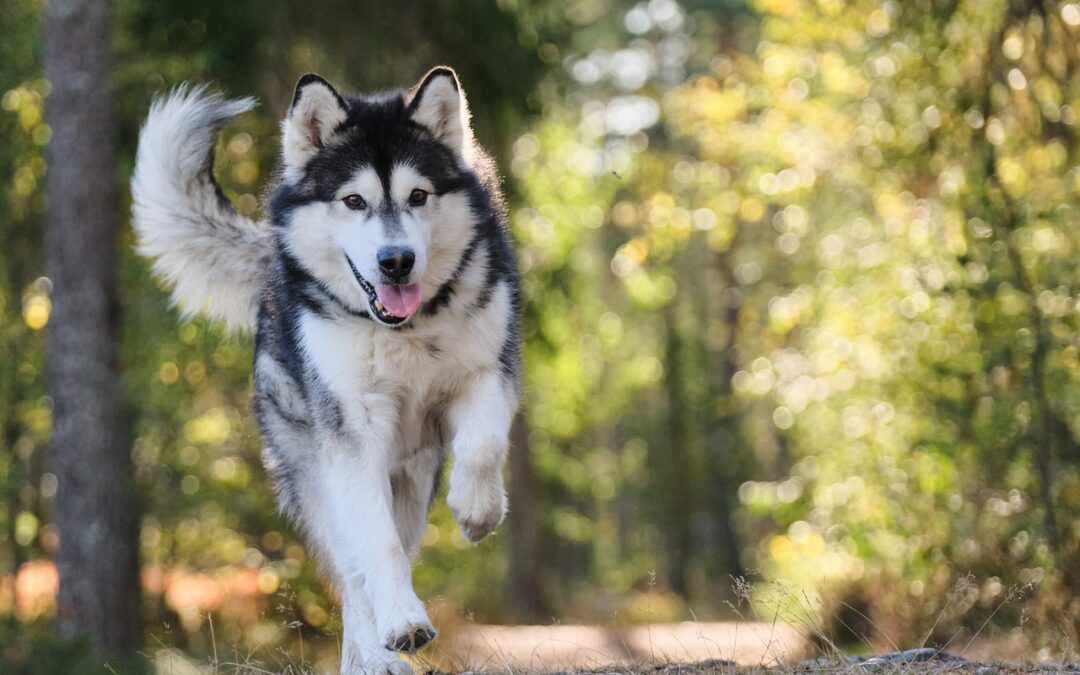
[[272, 68, 479, 327]]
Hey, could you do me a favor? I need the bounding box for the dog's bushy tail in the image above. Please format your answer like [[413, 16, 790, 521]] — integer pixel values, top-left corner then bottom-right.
[[131, 85, 271, 333]]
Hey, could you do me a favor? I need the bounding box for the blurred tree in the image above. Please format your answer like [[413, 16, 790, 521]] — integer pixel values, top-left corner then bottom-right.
[[508, 418, 547, 618], [43, 0, 140, 655]]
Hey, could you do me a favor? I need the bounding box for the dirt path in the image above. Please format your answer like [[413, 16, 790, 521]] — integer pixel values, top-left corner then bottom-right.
[[425, 622, 808, 671], [420, 625, 1077, 674]]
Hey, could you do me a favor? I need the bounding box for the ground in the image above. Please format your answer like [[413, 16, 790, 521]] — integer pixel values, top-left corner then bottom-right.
[[150, 622, 1079, 674]]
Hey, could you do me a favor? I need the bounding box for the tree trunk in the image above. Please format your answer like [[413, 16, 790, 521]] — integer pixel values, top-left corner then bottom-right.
[[707, 249, 746, 581], [507, 415, 546, 619], [44, 0, 140, 654], [660, 302, 696, 596]]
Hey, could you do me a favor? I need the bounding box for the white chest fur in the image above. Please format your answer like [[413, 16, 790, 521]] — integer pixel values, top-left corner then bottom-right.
[[297, 279, 512, 458]]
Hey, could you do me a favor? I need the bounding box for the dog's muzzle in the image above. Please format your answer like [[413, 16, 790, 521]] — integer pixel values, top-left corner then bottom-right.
[[345, 254, 415, 326]]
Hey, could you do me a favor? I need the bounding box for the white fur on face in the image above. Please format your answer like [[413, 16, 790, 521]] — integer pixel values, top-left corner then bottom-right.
[[282, 163, 478, 314], [333, 168, 397, 287], [280, 196, 364, 308], [388, 164, 433, 204], [406, 175, 478, 305]]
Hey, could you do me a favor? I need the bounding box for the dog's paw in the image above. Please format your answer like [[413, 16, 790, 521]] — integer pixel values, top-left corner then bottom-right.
[[374, 589, 435, 655], [447, 463, 507, 544], [385, 623, 436, 653]]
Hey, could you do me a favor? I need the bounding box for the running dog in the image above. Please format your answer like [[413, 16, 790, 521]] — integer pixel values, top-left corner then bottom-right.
[[131, 67, 522, 673]]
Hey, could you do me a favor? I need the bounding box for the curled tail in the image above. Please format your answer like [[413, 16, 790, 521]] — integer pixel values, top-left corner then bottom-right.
[[131, 85, 272, 333]]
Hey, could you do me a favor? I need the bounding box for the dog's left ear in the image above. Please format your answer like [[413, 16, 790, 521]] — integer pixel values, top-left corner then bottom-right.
[[407, 67, 473, 162]]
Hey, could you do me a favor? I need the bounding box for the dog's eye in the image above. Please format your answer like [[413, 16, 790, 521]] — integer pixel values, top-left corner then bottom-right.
[[408, 189, 428, 207], [342, 194, 367, 210]]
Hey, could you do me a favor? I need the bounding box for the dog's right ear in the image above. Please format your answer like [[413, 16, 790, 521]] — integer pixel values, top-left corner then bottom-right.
[[282, 74, 347, 168]]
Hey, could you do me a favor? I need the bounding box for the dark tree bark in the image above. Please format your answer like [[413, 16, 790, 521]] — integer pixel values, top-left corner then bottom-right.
[[44, 0, 140, 654], [659, 302, 696, 596], [707, 249, 747, 581], [507, 415, 546, 619]]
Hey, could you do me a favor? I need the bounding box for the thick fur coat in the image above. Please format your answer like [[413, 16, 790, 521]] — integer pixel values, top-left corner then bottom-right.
[[131, 68, 522, 674]]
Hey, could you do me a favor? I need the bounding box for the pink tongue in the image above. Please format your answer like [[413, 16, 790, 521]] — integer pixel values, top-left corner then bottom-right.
[[374, 283, 423, 318]]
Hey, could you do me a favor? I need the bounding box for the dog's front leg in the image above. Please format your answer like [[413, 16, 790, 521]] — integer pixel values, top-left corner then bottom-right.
[[340, 586, 411, 675], [446, 369, 517, 543], [321, 433, 435, 663]]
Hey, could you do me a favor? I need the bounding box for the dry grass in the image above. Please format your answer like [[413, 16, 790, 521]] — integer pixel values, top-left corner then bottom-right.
[[147, 576, 1077, 674]]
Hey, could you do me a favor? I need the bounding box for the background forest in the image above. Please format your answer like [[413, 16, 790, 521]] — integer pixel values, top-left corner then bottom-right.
[[1, 0, 1079, 671]]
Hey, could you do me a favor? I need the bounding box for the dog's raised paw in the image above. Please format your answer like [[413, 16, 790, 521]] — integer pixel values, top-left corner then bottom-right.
[[447, 465, 507, 544], [458, 512, 502, 543], [385, 624, 436, 653]]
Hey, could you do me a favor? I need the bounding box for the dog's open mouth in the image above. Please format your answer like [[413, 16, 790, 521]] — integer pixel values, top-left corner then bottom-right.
[[345, 255, 422, 325]]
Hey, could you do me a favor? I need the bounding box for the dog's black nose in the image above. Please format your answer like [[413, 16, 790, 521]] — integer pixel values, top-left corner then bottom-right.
[[377, 246, 415, 280]]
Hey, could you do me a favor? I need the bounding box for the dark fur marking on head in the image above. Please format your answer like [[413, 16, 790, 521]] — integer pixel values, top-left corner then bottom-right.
[[273, 92, 471, 209]]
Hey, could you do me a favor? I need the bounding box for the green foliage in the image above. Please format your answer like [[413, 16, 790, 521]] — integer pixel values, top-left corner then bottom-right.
[[509, 0, 1080, 649]]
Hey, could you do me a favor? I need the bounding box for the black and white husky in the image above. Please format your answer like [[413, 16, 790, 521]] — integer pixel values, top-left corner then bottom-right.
[[131, 68, 522, 673]]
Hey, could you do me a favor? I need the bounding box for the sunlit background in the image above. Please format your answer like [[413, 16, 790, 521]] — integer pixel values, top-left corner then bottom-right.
[[2, 0, 1079, 670]]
